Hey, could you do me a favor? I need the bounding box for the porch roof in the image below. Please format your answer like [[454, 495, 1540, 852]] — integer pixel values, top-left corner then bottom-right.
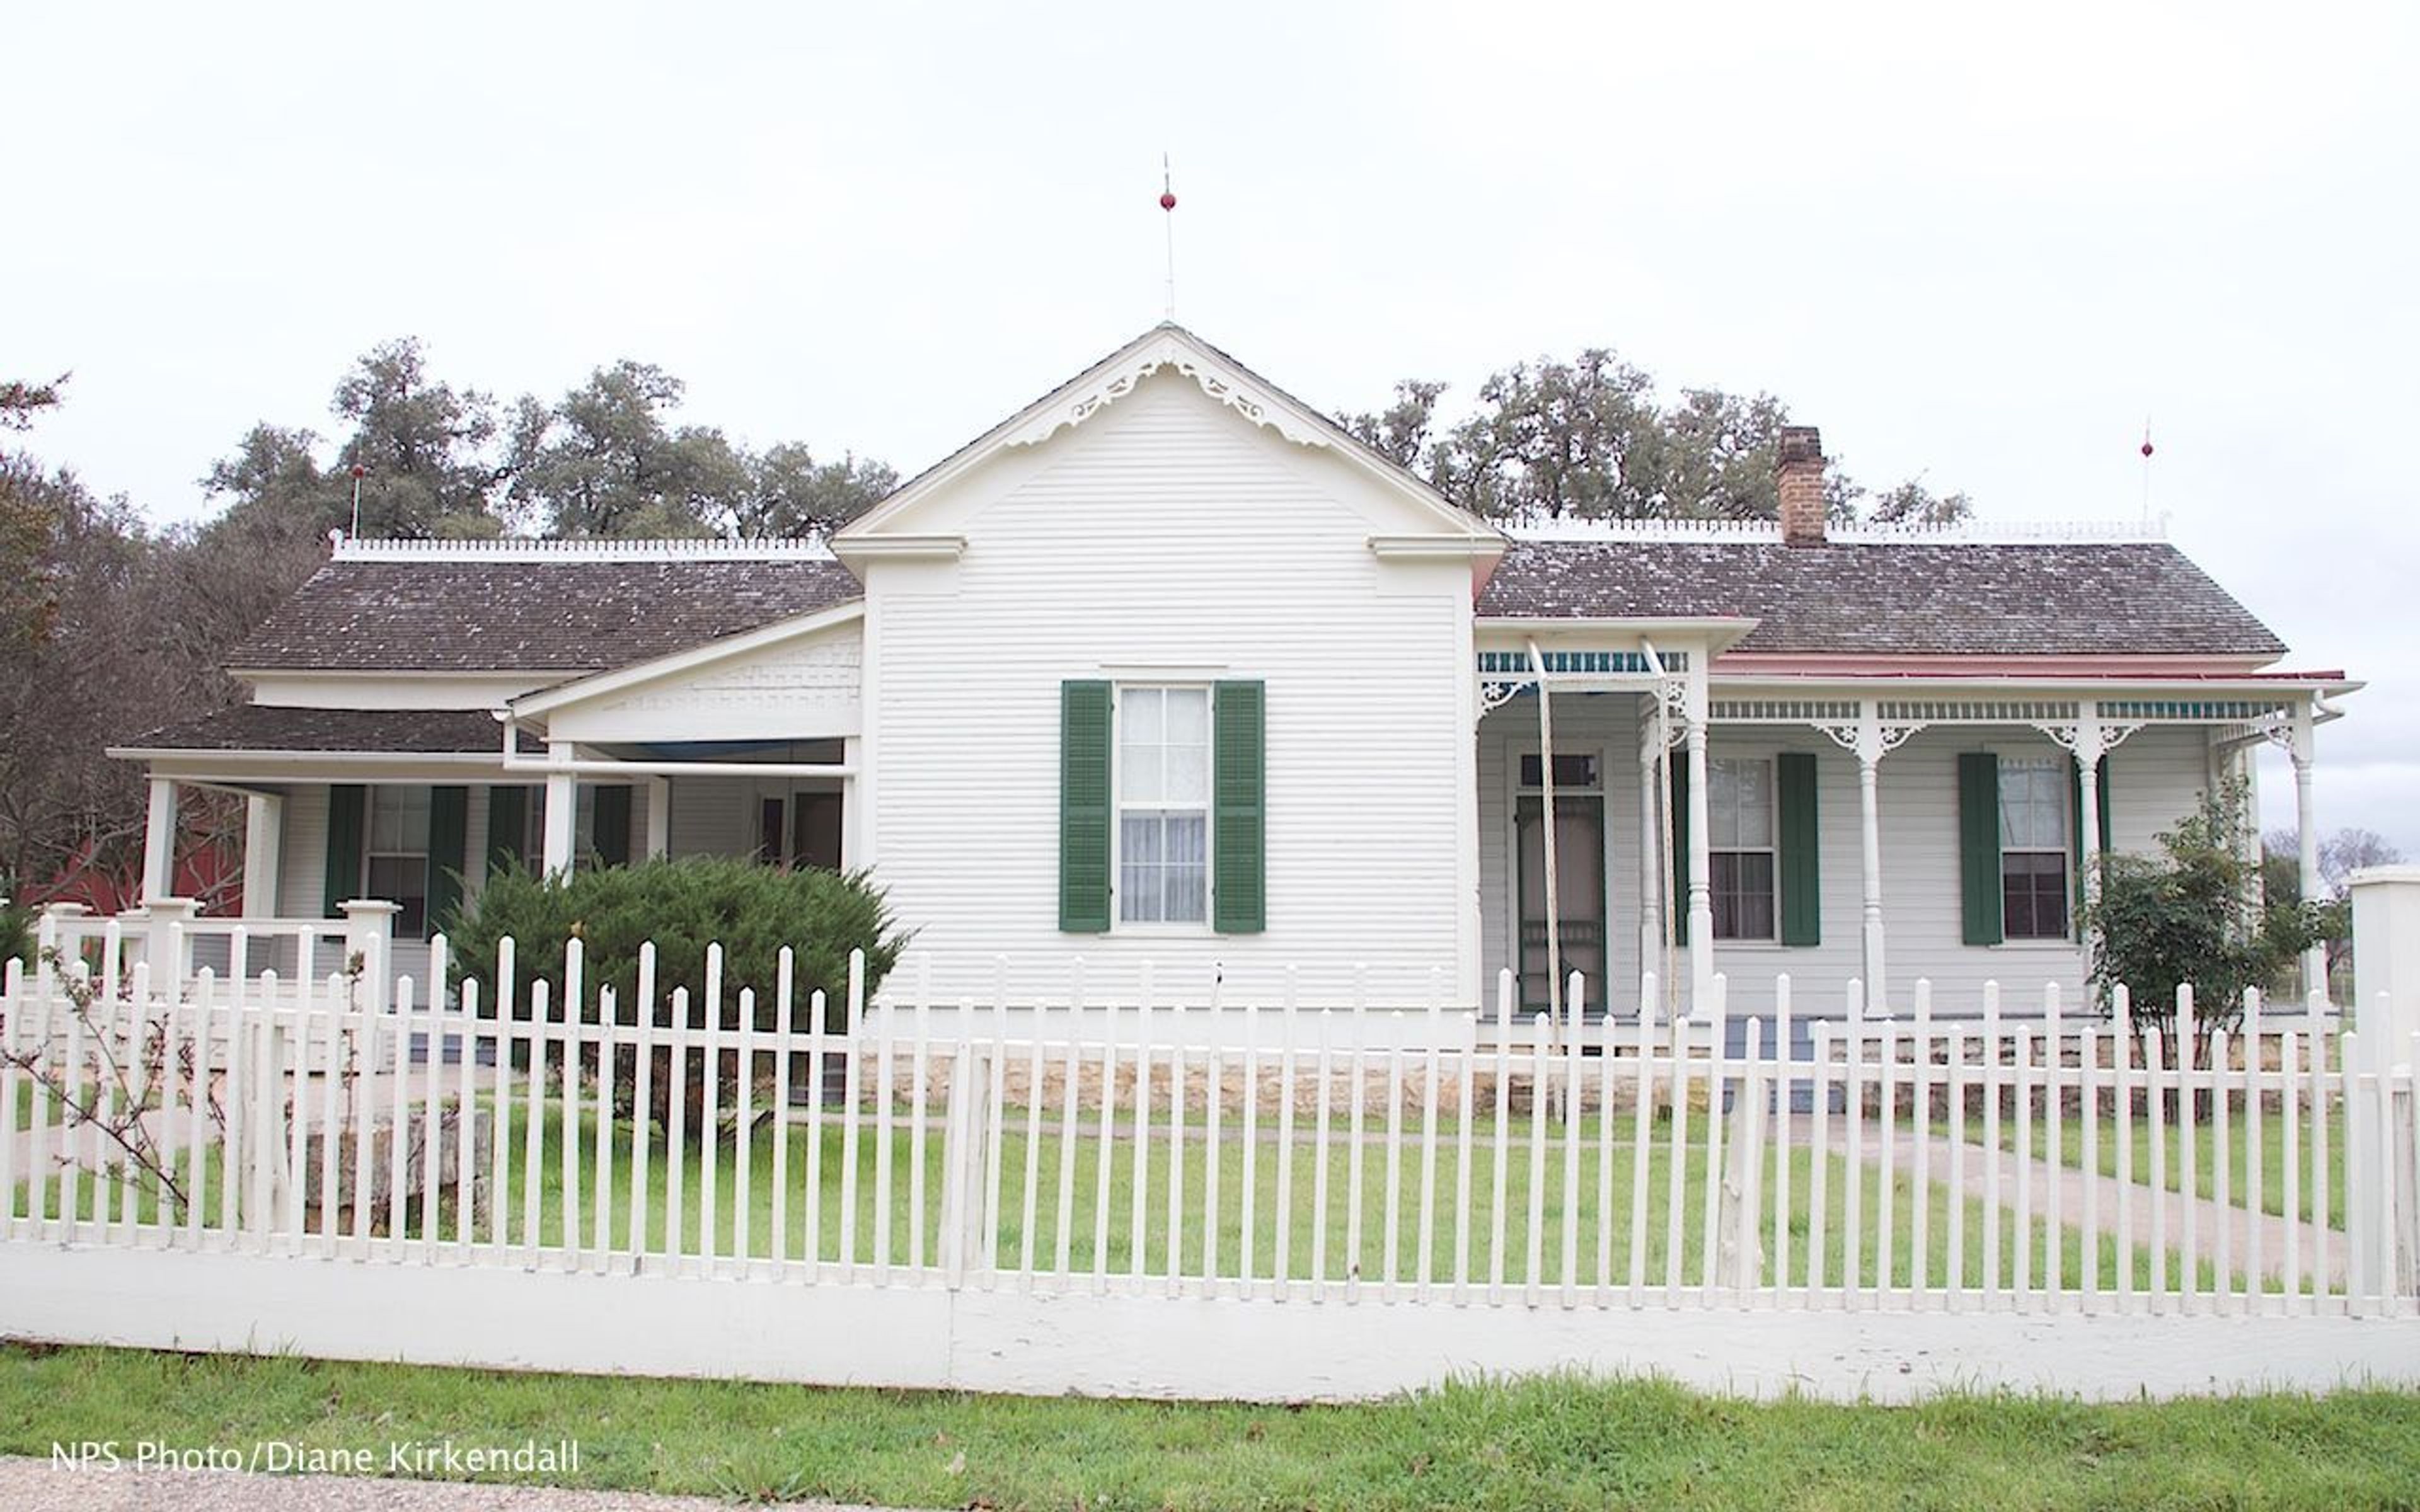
[[1478, 539, 2286, 658], [112, 705, 503, 757]]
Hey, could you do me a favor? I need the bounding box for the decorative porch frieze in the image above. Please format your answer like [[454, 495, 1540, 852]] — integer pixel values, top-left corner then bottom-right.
[[2030, 718, 2145, 765], [1811, 716, 1927, 767], [1478, 677, 1530, 716]]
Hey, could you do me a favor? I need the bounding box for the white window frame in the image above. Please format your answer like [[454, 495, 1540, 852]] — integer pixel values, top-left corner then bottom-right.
[[1708, 756, 1778, 944], [1112, 682, 1214, 934], [362, 785, 432, 937], [1997, 755, 2071, 942]]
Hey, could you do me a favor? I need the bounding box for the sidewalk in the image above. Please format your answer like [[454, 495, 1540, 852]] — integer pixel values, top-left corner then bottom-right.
[[1797, 1114, 2349, 1290]]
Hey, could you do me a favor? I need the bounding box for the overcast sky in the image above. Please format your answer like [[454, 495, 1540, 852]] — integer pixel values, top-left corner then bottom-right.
[[11, 1, 2416, 855]]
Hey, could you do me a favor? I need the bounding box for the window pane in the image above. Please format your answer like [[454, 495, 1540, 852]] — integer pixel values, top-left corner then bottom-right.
[[1120, 810, 1160, 924], [2002, 851, 2069, 939], [1165, 687, 1208, 744], [1122, 741, 1161, 803], [1124, 687, 1162, 743], [1519, 753, 1601, 791], [1708, 759, 1773, 849], [367, 786, 430, 853], [1711, 850, 1775, 941], [1708, 763, 1739, 848], [1165, 742, 1208, 804], [366, 854, 427, 937], [1122, 813, 1162, 867], [1166, 813, 1207, 866], [1999, 758, 2066, 850]]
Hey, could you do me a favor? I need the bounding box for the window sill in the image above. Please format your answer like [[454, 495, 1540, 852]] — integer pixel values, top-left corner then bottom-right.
[[1991, 939, 2084, 951], [1110, 924, 1217, 940]]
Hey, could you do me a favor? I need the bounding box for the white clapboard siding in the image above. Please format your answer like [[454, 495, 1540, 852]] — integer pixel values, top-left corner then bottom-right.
[[865, 370, 1477, 1009]]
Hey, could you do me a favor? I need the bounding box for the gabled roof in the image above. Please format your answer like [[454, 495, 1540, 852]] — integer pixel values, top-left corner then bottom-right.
[[1479, 539, 2288, 658], [836, 323, 1504, 548], [231, 542, 863, 673], [509, 600, 864, 719]]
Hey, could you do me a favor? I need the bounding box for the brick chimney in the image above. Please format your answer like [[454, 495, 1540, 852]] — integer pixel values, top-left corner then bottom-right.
[[1778, 425, 1826, 547]]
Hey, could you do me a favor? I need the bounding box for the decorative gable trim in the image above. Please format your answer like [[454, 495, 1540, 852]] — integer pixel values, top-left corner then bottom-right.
[[836, 323, 1503, 547], [1003, 328, 1332, 452]]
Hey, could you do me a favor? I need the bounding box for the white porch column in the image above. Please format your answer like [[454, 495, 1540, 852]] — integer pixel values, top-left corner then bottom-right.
[[645, 776, 672, 861], [841, 735, 864, 869], [1637, 723, 1663, 1007], [2292, 700, 2327, 999], [241, 794, 284, 919], [140, 777, 178, 903], [1854, 702, 1889, 1014], [2074, 711, 2105, 929], [1525, 641, 1563, 1027], [541, 740, 579, 878], [1683, 675, 1714, 1014]]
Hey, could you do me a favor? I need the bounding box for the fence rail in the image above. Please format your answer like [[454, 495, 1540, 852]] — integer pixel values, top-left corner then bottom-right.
[[4, 927, 2417, 1399]]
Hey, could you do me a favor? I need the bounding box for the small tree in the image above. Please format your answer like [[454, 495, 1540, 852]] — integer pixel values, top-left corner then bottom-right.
[[2091, 782, 2323, 1067]]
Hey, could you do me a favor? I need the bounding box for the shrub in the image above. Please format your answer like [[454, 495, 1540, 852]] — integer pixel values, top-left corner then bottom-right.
[[447, 856, 909, 1035], [2089, 780, 2322, 1065]]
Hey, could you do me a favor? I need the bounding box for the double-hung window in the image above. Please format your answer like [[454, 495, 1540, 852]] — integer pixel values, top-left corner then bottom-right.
[[364, 786, 432, 938], [1998, 757, 2070, 939], [1708, 757, 1777, 941], [1118, 686, 1211, 925]]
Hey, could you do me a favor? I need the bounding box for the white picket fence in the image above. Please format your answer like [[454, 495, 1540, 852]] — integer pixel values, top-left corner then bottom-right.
[[3, 923, 2418, 1401]]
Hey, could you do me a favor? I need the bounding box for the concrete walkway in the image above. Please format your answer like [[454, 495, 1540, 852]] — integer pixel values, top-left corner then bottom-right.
[[0, 1455, 913, 1512], [1797, 1114, 2348, 1290]]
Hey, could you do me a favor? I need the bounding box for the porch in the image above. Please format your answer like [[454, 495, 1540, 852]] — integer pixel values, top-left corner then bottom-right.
[[103, 707, 860, 1006], [1473, 635, 2353, 1024]]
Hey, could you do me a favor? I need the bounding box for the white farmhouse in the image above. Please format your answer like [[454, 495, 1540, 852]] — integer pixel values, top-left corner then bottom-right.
[[112, 324, 2354, 1023]]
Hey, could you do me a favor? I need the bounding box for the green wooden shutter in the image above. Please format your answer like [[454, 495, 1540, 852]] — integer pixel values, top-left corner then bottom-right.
[[487, 786, 530, 875], [1213, 680, 1267, 934], [592, 785, 632, 869], [323, 784, 366, 919], [1957, 753, 2003, 946], [425, 786, 468, 940], [1669, 760, 1691, 946], [1059, 680, 1112, 932], [1777, 752, 1821, 948]]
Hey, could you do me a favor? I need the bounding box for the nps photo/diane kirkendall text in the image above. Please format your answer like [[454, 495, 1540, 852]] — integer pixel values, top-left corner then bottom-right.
[[51, 1438, 584, 1476]]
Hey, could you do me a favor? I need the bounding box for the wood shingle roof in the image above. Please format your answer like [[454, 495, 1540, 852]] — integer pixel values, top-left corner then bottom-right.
[[232, 558, 863, 673], [1478, 540, 2286, 657]]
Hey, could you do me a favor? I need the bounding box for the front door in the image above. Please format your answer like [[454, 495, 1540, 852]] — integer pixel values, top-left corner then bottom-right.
[[1515, 794, 1607, 1012]]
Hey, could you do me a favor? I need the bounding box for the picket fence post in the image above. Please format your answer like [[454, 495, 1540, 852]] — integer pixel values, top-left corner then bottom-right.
[[2348, 869, 2420, 1304]]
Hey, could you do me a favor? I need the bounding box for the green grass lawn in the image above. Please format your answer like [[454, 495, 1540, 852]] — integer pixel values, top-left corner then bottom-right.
[[6, 1078, 69, 1132], [1973, 1105, 2348, 1230], [14, 1091, 2264, 1295], [4, 1342, 2417, 1509]]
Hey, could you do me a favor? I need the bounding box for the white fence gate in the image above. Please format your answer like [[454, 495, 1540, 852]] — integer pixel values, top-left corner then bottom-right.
[[4, 908, 2419, 1402]]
